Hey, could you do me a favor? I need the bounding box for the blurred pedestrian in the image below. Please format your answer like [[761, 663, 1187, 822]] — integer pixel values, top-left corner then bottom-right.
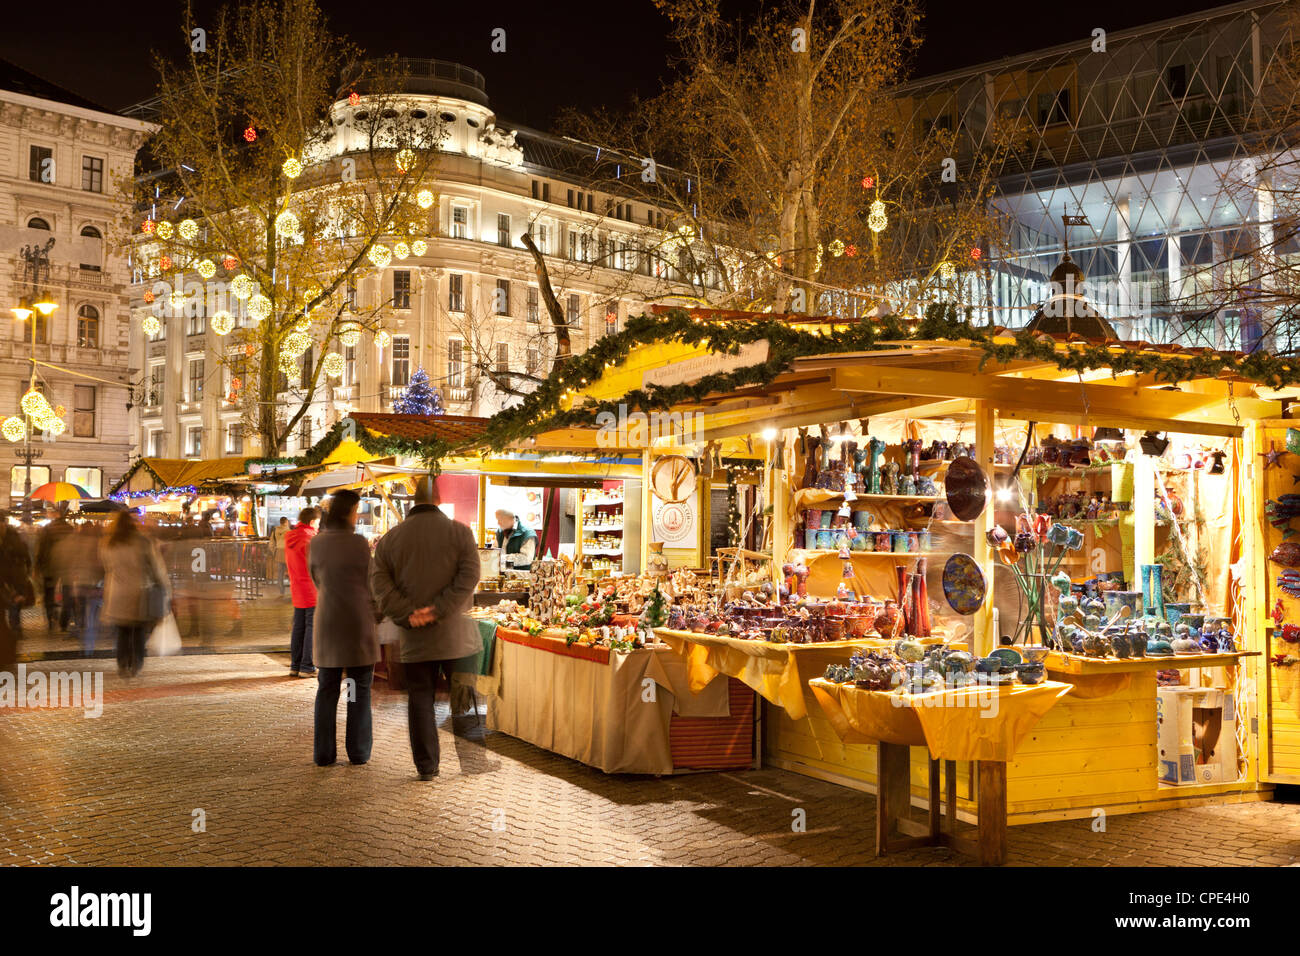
[[35, 508, 74, 632], [371, 476, 480, 781], [268, 516, 289, 595], [69, 521, 105, 655], [0, 511, 35, 675], [285, 506, 319, 677], [100, 511, 169, 677], [308, 490, 380, 766]]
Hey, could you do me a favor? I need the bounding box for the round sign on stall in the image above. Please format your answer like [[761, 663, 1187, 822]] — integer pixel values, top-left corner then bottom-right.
[[945, 456, 990, 522], [942, 553, 987, 615]]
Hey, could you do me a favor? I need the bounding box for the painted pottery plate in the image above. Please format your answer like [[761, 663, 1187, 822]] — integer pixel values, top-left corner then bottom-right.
[[942, 553, 986, 615], [989, 647, 1023, 666], [945, 455, 990, 522]]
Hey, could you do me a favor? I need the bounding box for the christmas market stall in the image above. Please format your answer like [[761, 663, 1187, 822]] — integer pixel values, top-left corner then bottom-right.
[[485, 304, 1295, 852]]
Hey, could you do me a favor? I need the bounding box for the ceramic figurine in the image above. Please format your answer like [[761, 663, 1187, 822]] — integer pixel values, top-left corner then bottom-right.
[[1111, 631, 1132, 659], [903, 438, 922, 476], [895, 636, 926, 662], [916, 475, 939, 496], [898, 474, 916, 496], [866, 438, 886, 495], [795, 564, 809, 599], [880, 461, 900, 497]]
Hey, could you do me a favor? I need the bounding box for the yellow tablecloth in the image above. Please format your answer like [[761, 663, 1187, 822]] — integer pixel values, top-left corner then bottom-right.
[[809, 678, 1071, 762], [655, 629, 947, 721]]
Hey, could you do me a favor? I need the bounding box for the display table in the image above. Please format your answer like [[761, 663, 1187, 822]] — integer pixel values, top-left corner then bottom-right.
[[656, 628, 946, 720], [809, 678, 1071, 864], [1043, 650, 1256, 699], [487, 625, 753, 774]]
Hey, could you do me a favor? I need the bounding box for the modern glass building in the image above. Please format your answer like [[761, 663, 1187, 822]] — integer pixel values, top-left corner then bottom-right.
[[896, 0, 1297, 350]]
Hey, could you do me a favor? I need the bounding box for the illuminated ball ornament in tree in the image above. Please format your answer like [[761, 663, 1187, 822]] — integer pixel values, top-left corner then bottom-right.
[[395, 148, 416, 173], [2, 416, 26, 443], [322, 352, 344, 379], [294, 315, 312, 333], [282, 157, 303, 179], [367, 244, 392, 268], [868, 200, 888, 234], [939, 260, 957, 282], [970, 246, 982, 261], [54, 405, 65, 419], [417, 189, 434, 209], [828, 239, 845, 258], [275, 211, 299, 236], [197, 259, 216, 279], [142, 291, 155, 304], [230, 275, 255, 300], [348, 91, 360, 106], [41, 416, 66, 437], [278, 352, 298, 375], [156, 221, 174, 240], [21, 387, 52, 419], [141, 220, 156, 235], [141, 315, 162, 335], [179, 219, 199, 241], [243, 126, 257, 143], [394, 241, 410, 260], [158, 255, 172, 271], [222, 254, 239, 271], [282, 331, 312, 358], [211, 311, 234, 336], [861, 175, 874, 189], [411, 239, 428, 257], [339, 322, 361, 347], [374, 329, 391, 350], [248, 294, 272, 322]]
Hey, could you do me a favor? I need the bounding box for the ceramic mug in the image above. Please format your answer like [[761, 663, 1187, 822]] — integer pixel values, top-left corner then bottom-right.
[[892, 530, 910, 553], [805, 529, 820, 550], [875, 531, 892, 552]]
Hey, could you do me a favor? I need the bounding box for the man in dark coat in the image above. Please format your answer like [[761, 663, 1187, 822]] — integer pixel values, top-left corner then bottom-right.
[[0, 512, 35, 675], [35, 510, 74, 631], [371, 476, 480, 780]]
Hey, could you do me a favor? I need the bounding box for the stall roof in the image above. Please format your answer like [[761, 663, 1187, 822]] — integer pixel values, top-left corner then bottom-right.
[[348, 412, 489, 446], [111, 456, 252, 494]]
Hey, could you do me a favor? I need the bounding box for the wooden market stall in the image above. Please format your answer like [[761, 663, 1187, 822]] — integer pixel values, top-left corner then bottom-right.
[[526, 305, 1290, 830]]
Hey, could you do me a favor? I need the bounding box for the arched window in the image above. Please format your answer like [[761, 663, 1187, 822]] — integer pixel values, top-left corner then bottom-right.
[[77, 305, 99, 349], [80, 226, 103, 272], [27, 217, 50, 230]]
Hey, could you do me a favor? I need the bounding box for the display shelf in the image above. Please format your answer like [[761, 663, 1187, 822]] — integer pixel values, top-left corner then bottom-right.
[[918, 459, 1015, 472], [582, 547, 623, 556], [1043, 650, 1256, 674], [798, 492, 944, 505], [797, 548, 945, 559], [582, 496, 625, 507]]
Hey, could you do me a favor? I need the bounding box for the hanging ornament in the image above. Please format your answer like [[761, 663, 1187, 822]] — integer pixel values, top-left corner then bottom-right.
[[348, 91, 360, 106], [196, 258, 216, 279], [278, 352, 298, 375], [367, 244, 391, 268], [828, 239, 845, 258], [230, 274, 255, 300], [211, 311, 234, 336], [178, 219, 198, 241], [158, 254, 172, 271], [169, 289, 187, 310], [222, 254, 239, 271], [867, 200, 888, 233], [411, 239, 428, 257], [394, 241, 410, 260], [374, 329, 391, 350], [417, 189, 435, 209], [142, 291, 155, 304], [395, 148, 416, 172], [282, 331, 312, 358], [294, 314, 312, 333], [939, 260, 957, 282], [141, 220, 156, 234], [970, 246, 982, 260], [54, 404, 66, 418], [861, 175, 874, 189], [247, 294, 272, 322], [243, 126, 257, 142], [141, 315, 162, 335], [845, 244, 858, 258], [275, 210, 299, 236], [42, 416, 66, 437], [21, 388, 52, 418], [282, 157, 303, 179], [339, 322, 362, 347], [2, 416, 26, 443], [156, 221, 174, 240], [322, 352, 344, 378]]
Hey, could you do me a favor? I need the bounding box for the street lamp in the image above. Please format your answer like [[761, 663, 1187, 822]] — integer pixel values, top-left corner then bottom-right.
[[9, 239, 58, 524]]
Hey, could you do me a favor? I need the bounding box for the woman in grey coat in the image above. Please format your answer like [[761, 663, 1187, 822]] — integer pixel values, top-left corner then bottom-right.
[[308, 489, 380, 766]]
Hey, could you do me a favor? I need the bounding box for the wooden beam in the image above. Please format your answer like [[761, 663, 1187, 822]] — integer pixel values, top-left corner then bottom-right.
[[973, 401, 996, 657], [833, 366, 1267, 437]]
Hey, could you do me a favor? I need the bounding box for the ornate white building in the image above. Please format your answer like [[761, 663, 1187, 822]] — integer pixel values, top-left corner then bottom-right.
[[0, 60, 152, 501], [127, 59, 698, 460]]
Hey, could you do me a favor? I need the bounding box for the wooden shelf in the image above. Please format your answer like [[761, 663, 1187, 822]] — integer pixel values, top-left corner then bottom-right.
[[798, 549, 945, 559], [1044, 650, 1257, 675]]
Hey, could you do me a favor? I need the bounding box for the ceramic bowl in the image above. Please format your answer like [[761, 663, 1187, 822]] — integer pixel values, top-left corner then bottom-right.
[[1020, 644, 1050, 664]]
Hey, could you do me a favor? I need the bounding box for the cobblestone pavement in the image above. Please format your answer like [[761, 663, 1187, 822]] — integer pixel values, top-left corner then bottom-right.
[[1, 654, 1297, 867]]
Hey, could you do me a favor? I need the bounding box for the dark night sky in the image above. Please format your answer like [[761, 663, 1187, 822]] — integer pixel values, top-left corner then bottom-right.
[[0, 0, 1242, 128]]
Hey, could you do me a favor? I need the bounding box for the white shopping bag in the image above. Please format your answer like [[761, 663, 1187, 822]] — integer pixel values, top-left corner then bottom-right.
[[378, 618, 403, 645], [149, 612, 182, 656]]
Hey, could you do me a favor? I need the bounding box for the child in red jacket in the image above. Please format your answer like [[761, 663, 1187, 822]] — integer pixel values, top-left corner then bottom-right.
[[284, 506, 320, 676]]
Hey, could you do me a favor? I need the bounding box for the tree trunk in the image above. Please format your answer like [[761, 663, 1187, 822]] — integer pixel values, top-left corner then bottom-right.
[[521, 232, 571, 359]]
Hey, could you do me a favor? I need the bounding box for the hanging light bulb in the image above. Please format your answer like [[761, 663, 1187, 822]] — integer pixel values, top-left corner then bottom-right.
[[211, 311, 234, 336], [230, 274, 255, 300], [2, 416, 26, 442], [247, 294, 272, 322], [868, 199, 888, 233], [322, 352, 345, 378]]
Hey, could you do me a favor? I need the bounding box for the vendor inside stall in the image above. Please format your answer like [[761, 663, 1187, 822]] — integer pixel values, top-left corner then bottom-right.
[[494, 508, 537, 571]]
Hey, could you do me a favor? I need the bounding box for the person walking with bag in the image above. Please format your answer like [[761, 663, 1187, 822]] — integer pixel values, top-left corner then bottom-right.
[[284, 507, 319, 677], [100, 511, 169, 677], [268, 516, 290, 595], [308, 490, 380, 766], [371, 476, 480, 781]]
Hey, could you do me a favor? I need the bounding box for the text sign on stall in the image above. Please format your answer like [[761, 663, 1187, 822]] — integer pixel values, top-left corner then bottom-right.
[[641, 340, 770, 389]]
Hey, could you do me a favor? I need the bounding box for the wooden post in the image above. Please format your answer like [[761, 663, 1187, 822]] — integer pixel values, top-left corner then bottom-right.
[[476, 473, 487, 547], [696, 473, 711, 570], [976, 761, 1008, 865], [1243, 422, 1268, 780], [1133, 453, 1156, 570], [641, 451, 654, 570], [574, 488, 585, 570], [770, 441, 790, 589], [875, 742, 912, 855], [973, 401, 997, 656]]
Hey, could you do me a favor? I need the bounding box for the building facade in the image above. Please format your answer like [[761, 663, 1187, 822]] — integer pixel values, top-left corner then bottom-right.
[[127, 60, 697, 461], [0, 61, 152, 502], [895, 0, 1296, 349]]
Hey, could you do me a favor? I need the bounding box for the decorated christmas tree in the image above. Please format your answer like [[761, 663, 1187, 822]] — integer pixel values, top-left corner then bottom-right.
[[393, 367, 444, 415], [641, 583, 668, 628]]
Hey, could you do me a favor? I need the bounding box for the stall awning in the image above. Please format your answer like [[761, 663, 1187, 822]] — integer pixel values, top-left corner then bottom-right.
[[111, 456, 252, 495], [349, 412, 489, 447], [298, 462, 427, 495]]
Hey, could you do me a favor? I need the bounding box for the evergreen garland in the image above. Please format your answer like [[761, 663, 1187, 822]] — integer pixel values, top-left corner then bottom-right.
[[726, 474, 741, 549]]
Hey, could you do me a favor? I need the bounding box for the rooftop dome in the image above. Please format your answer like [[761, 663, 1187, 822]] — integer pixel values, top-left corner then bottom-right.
[[1025, 251, 1118, 339], [338, 58, 490, 108]]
